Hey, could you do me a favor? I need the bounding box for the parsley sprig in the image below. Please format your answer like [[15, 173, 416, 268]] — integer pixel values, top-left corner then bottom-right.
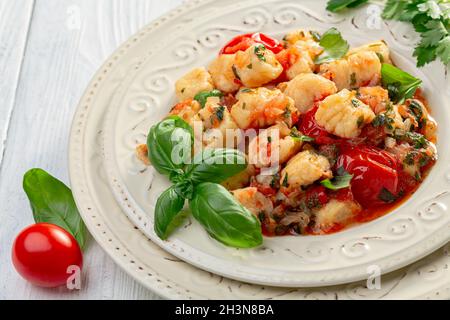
[[326, 0, 450, 67]]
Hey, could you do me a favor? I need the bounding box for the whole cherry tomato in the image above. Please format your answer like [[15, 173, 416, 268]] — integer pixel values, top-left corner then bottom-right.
[[12, 223, 83, 288], [336, 144, 399, 208], [220, 33, 284, 55]]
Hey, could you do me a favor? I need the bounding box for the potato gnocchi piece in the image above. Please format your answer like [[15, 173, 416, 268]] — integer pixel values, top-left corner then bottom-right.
[[283, 29, 318, 47], [357, 86, 390, 114], [347, 51, 382, 88], [169, 99, 201, 125], [313, 200, 361, 234], [234, 44, 283, 88], [232, 187, 274, 216], [197, 97, 240, 148], [319, 51, 382, 90], [175, 67, 214, 101], [315, 89, 376, 138], [222, 164, 256, 191], [276, 40, 322, 80], [347, 41, 392, 64], [230, 87, 298, 129], [209, 54, 241, 93], [398, 99, 437, 142], [280, 150, 332, 191], [319, 59, 351, 91], [248, 125, 302, 168], [283, 73, 337, 113], [135, 144, 150, 166]]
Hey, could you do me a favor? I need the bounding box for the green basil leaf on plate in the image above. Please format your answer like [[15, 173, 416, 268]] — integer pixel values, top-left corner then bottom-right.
[[147, 116, 193, 177], [326, 0, 369, 13], [315, 27, 350, 64], [23, 168, 88, 250], [194, 90, 224, 108], [185, 148, 248, 184], [154, 186, 187, 240], [189, 183, 262, 248], [381, 63, 422, 104]]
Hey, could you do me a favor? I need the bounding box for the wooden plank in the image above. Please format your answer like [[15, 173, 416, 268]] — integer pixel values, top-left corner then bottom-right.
[[0, 0, 183, 300], [0, 0, 35, 166]]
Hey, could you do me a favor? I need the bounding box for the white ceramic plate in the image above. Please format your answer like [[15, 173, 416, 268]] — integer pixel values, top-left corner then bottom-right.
[[69, 0, 450, 298], [81, 0, 450, 288]]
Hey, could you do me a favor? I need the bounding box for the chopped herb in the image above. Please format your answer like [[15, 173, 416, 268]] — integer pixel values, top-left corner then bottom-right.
[[247, 64, 253, 69], [267, 136, 272, 143], [406, 132, 429, 149], [181, 88, 186, 94], [357, 115, 365, 128], [282, 174, 289, 188], [415, 172, 422, 182], [242, 102, 247, 110], [351, 98, 361, 108], [254, 44, 267, 62], [376, 52, 385, 63], [372, 113, 394, 130], [270, 173, 280, 188], [258, 211, 266, 223], [215, 106, 225, 122], [240, 88, 253, 93], [408, 100, 424, 123], [350, 72, 357, 87], [284, 108, 292, 119], [379, 187, 397, 203], [404, 151, 416, 166], [310, 30, 322, 42], [320, 167, 353, 191], [290, 127, 315, 142], [232, 65, 241, 80]]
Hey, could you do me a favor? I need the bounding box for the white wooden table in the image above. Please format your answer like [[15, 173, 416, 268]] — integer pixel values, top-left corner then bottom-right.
[[0, 0, 185, 300]]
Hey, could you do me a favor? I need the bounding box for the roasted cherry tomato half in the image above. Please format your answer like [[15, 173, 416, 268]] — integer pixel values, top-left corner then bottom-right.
[[12, 223, 83, 288], [298, 106, 338, 145], [220, 33, 284, 55], [336, 144, 399, 208]]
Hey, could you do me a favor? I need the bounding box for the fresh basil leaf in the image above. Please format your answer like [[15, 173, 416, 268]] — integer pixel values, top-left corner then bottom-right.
[[381, 63, 422, 104], [186, 149, 248, 184], [190, 183, 263, 248], [194, 90, 224, 108], [23, 169, 88, 250], [147, 116, 193, 177], [379, 187, 397, 203], [315, 27, 350, 64], [321, 171, 354, 190], [326, 0, 369, 13], [154, 186, 187, 240]]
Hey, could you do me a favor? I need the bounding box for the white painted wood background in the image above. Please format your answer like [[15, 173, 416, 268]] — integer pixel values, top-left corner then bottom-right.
[[0, 0, 185, 300]]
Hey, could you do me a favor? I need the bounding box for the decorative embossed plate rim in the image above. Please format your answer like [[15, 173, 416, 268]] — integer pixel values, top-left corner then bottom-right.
[[69, 0, 450, 298]]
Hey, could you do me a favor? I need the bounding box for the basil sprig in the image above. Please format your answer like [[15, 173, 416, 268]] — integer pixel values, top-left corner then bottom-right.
[[381, 63, 422, 104], [23, 169, 88, 250], [148, 116, 262, 248]]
